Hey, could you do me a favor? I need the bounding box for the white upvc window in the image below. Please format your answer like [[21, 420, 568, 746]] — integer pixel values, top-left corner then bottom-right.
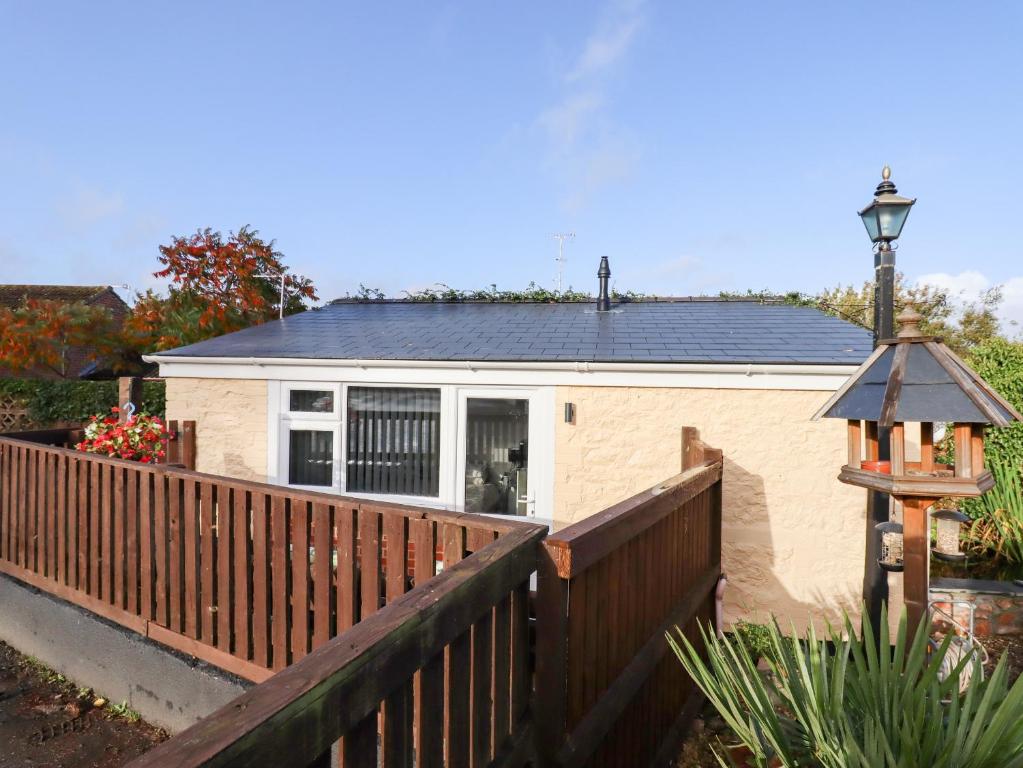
[[271, 380, 553, 523]]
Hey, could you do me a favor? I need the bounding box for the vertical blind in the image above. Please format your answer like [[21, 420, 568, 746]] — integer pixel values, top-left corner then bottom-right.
[[289, 429, 334, 486], [346, 387, 441, 497]]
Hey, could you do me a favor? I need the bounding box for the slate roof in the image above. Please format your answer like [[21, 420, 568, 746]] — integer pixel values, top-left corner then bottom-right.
[[0, 284, 124, 310], [154, 299, 872, 366]]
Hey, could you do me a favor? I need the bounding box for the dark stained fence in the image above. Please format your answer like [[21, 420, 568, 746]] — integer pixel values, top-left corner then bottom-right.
[[534, 427, 723, 768], [0, 433, 516, 684], [126, 520, 545, 768]]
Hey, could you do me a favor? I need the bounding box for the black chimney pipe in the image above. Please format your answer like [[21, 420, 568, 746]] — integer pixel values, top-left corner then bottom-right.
[[596, 256, 611, 312]]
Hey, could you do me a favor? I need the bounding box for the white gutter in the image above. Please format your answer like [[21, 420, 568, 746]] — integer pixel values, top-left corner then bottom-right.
[[143, 354, 859, 377]]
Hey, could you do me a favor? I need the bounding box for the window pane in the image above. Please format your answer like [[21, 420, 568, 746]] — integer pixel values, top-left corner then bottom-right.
[[289, 429, 334, 486], [347, 387, 441, 497], [464, 398, 528, 514], [289, 389, 334, 413]]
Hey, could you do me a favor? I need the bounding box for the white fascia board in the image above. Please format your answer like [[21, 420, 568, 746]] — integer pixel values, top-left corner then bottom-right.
[[145, 355, 858, 391]]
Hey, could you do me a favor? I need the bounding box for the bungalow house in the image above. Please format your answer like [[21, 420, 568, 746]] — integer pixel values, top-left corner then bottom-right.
[[146, 282, 873, 628]]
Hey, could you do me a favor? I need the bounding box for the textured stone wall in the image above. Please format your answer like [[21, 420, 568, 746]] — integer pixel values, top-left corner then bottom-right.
[[165, 378, 267, 482], [554, 386, 865, 631], [931, 582, 1023, 636]]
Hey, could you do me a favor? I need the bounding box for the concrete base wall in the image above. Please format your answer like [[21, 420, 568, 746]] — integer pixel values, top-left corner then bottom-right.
[[0, 573, 249, 733]]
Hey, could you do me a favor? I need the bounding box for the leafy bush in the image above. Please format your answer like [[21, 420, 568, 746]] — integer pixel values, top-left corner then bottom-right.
[[670, 606, 1023, 767], [966, 457, 1023, 564], [0, 379, 165, 426], [731, 620, 773, 662], [967, 338, 1023, 468]]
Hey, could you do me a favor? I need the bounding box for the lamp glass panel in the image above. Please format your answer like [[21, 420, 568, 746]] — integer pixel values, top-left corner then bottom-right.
[[860, 206, 881, 242], [877, 203, 912, 240]]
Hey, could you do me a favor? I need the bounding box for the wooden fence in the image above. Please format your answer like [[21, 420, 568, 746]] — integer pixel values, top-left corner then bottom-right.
[[534, 427, 723, 767], [0, 432, 521, 683], [0, 426, 724, 767]]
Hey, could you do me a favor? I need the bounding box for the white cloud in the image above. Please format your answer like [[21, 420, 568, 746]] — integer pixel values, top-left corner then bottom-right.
[[536, 92, 603, 149], [535, 0, 646, 212], [915, 270, 1023, 334], [565, 14, 643, 82]]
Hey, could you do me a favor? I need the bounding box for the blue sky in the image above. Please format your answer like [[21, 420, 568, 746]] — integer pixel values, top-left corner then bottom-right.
[[2, 1, 1022, 328]]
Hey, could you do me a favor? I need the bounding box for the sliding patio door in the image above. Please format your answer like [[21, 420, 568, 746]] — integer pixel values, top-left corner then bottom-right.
[[455, 389, 545, 518]]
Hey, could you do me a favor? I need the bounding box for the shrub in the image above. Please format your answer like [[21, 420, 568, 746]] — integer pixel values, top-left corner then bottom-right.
[[966, 457, 1023, 564], [0, 379, 165, 427], [75, 409, 167, 463], [669, 606, 1023, 767]]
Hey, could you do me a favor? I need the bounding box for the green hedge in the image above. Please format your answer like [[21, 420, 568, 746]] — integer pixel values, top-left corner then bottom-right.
[[0, 379, 166, 426], [968, 338, 1023, 467]]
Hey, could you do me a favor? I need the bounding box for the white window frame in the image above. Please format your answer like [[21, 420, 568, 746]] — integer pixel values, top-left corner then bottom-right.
[[268, 379, 553, 522], [281, 382, 341, 420], [278, 418, 342, 492]]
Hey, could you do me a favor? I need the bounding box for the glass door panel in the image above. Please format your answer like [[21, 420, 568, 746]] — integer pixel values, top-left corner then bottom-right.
[[463, 398, 529, 515]]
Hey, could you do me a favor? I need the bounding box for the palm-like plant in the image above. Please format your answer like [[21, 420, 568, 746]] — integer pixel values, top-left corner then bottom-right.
[[966, 457, 1023, 564], [669, 606, 1023, 767]]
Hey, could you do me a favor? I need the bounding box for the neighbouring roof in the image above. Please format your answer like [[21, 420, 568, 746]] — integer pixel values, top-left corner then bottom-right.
[[154, 299, 873, 366], [0, 284, 125, 310]]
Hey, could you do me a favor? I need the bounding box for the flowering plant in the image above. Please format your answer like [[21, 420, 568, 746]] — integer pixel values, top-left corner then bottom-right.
[[75, 408, 167, 463]]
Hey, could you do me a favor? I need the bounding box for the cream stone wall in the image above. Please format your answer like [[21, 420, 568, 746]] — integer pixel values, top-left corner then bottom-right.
[[554, 386, 866, 631], [165, 378, 268, 482]]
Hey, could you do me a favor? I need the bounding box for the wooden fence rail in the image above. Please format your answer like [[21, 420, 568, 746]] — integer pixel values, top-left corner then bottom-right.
[[534, 427, 723, 768], [127, 521, 546, 768], [1, 426, 724, 767], [0, 433, 517, 683]]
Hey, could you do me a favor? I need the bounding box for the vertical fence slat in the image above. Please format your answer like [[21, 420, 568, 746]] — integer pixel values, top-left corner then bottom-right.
[[183, 478, 201, 639], [139, 467, 153, 620], [168, 475, 184, 632], [343, 710, 379, 768], [126, 467, 138, 613], [113, 466, 125, 607], [381, 680, 414, 768], [153, 470, 168, 625], [446, 628, 472, 768], [216, 484, 232, 653], [55, 453, 67, 584], [312, 502, 331, 648], [384, 514, 407, 603], [337, 506, 357, 633], [291, 498, 310, 661], [270, 495, 289, 671], [200, 482, 215, 644], [234, 488, 251, 660], [88, 460, 100, 596], [417, 651, 445, 768], [358, 507, 380, 619], [251, 491, 271, 667]]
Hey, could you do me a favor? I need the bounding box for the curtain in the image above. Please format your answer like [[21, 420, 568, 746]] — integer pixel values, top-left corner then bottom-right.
[[346, 387, 441, 497]]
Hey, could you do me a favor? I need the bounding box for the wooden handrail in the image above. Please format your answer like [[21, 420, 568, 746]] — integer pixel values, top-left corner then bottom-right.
[[543, 461, 721, 579], [127, 522, 546, 768]]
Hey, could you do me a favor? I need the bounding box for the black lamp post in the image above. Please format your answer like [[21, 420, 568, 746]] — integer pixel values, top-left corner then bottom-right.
[[858, 165, 915, 630], [859, 165, 916, 343]]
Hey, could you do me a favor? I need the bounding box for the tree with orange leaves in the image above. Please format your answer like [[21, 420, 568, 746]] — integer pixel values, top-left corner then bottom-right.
[[0, 299, 120, 378], [125, 226, 318, 352]]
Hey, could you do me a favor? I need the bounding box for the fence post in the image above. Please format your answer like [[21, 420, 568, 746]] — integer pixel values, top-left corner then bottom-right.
[[181, 421, 196, 470], [118, 377, 143, 423], [533, 545, 569, 768]]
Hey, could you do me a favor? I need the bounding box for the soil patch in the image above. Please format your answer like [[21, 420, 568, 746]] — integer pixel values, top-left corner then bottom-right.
[[0, 641, 166, 768]]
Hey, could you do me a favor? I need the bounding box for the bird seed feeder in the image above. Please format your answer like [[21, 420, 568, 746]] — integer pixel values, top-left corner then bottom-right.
[[814, 308, 1022, 636], [876, 520, 904, 572], [931, 508, 970, 562]]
